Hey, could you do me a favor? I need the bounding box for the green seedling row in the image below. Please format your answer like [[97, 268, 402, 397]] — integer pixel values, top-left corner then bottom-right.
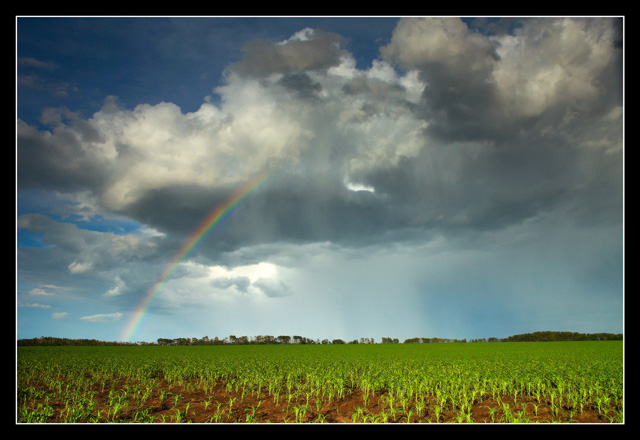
[[17, 341, 623, 423]]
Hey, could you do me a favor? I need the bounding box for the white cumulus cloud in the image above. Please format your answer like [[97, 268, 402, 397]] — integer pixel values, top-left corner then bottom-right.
[[80, 312, 123, 322]]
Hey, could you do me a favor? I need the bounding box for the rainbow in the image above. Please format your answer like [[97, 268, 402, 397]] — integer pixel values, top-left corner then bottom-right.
[[120, 172, 270, 342]]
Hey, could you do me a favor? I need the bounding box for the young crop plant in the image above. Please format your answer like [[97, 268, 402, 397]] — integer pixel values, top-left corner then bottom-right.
[[17, 341, 623, 424]]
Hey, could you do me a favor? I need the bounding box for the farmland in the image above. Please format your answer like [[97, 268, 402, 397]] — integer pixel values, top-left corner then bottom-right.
[[17, 341, 623, 423]]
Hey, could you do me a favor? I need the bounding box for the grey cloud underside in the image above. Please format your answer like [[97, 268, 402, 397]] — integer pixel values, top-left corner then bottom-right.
[[229, 29, 348, 78], [119, 138, 621, 260], [17, 119, 109, 192], [122, 173, 403, 252]]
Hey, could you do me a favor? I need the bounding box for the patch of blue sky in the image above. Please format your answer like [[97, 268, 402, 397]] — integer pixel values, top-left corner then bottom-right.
[[57, 212, 141, 233], [17, 188, 146, 239], [17, 189, 66, 216], [16, 229, 51, 248], [67, 215, 142, 235]]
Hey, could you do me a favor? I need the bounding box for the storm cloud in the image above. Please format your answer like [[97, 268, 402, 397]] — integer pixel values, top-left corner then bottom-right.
[[17, 17, 623, 342]]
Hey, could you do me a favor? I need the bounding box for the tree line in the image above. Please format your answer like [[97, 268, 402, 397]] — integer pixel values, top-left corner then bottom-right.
[[500, 331, 623, 342], [17, 331, 622, 346]]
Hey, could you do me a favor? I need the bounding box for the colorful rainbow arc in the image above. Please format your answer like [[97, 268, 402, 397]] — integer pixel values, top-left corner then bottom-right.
[[120, 173, 270, 342]]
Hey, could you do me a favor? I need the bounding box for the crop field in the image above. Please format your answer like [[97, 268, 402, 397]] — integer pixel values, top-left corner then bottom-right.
[[17, 341, 623, 423]]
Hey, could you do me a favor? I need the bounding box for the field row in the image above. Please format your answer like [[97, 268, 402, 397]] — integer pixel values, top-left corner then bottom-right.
[[17, 342, 624, 423]]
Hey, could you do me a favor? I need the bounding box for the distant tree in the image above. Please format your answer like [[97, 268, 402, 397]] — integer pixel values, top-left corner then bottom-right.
[[403, 338, 421, 344], [502, 331, 622, 342], [254, 335, 275, 344], [17, 330, 622, 347]]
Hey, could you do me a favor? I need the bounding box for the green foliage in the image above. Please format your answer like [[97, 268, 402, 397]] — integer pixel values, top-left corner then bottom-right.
[[501, 331, 623, 342], [17, 341, 623, 423], [17, 331, 622, 347]]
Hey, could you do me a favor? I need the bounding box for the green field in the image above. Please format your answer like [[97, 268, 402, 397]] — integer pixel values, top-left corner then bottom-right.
[[17, 341, 623, 423]]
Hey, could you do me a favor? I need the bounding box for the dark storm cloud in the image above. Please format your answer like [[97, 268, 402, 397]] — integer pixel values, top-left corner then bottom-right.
[[359, 17, 623, 235], [379, 17, 502, 143], [158, 172, 403, 257], [229, 28, 348, 78], [17, 18, 623, 258], [362, 123, 621, 236], [381, 17, 622, 143], [243, 173, 401, 246], [122, 184, 225, 237], [16, 18, 624, 342], [110, 176, 381, 256], [17, 117, 110, 192]]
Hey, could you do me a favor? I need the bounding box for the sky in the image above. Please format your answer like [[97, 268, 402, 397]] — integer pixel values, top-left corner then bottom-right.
[[16, 16, 624, 343]]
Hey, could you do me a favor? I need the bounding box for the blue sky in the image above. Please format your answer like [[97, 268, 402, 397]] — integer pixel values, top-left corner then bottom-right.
[[16, 16, 624, 343]]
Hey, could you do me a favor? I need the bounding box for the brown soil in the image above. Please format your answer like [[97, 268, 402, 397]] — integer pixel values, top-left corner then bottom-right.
[[20, 377, 620, 423]]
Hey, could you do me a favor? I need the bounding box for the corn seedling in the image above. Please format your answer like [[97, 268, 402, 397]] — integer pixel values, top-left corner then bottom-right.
[[17, 340, 622, 424]]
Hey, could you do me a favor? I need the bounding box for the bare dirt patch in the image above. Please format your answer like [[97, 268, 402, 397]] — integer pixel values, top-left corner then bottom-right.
[[22, 377, 619, 423]]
